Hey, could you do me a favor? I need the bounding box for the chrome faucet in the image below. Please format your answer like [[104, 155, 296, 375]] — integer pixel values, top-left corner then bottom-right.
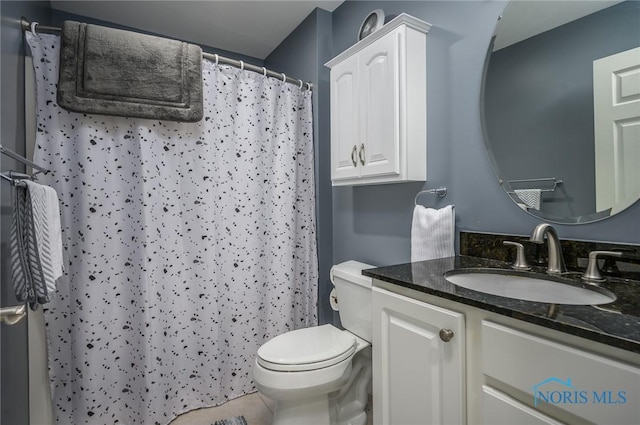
[[529, 223, 566, 274]]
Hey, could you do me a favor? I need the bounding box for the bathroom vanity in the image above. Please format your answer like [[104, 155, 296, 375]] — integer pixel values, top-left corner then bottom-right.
[[364, 238, 640, 425]]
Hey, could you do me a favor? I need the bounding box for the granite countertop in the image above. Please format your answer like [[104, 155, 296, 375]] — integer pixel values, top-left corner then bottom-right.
[[363, 256, 640, 354]]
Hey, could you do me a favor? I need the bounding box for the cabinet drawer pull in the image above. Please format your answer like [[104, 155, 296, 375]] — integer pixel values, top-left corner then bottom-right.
[[351, 145, 358, 167], [359, 143, 365, 166], [439, 328, 454, 342]]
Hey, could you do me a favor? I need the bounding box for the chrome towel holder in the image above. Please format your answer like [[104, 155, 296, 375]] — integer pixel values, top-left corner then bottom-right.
[[503, 177, 563, 195], [414, 187, 447, 206], [0, 304, 27, 326]]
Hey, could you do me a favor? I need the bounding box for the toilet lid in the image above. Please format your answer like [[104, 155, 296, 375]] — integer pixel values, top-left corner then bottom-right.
[[257, 325, 356, 372]]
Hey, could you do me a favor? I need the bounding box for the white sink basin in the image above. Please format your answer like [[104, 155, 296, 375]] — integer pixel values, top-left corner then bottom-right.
[[444, 271, 616, 305]]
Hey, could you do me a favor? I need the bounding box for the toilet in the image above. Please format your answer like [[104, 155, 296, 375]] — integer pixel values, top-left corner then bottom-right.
[[253, 260, 374, 425]]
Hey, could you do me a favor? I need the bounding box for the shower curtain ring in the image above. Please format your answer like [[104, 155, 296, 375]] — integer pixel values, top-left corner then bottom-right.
[[214, 54, 219, 65], [298, 79, 303, 89], [262, 67, 267, 76], [281, 73, 286, 83], [239, 60, 244, 71], [30, 22, 39, 36]]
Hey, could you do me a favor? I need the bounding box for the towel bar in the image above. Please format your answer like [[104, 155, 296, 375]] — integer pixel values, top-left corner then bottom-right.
[[504, 177, 563, 194], [0, 144, 49, 174], [414, 187, 447, 205], [1, 171, 32, 186], [0, 304, 27, 326]]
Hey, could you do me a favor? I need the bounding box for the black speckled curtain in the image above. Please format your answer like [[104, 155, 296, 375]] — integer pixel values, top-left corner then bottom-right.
[[27, 32, 317, 425]]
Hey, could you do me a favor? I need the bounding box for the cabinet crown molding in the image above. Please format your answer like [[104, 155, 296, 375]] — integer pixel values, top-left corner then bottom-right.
[[326, 13, 431, 68]]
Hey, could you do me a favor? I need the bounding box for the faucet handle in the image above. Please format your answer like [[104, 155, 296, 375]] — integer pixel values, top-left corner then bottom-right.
[[581, 251, 623, 283], [503, 241, 531, 270]]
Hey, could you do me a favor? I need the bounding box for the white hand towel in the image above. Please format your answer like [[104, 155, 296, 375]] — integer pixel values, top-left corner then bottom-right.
[[514, 189, 542, 210], [411, 205, 455, 263], [24, 180, 64, 299]]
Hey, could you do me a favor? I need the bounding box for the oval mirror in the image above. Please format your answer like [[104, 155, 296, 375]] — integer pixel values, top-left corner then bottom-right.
[[482, 0, 640, 224]]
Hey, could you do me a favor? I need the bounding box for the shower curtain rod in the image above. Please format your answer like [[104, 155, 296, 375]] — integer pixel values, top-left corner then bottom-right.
[[20, 17, 313, 91]]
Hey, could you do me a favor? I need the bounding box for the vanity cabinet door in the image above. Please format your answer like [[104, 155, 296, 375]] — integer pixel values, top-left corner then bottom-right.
[[372, 287, 465, 425]]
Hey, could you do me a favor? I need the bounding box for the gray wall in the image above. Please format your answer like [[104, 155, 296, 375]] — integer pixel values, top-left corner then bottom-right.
[[1, 3, 52, 423], [265, 9, 334, 324], [330, 0, 640, 272], [485, 1, 640, 219]]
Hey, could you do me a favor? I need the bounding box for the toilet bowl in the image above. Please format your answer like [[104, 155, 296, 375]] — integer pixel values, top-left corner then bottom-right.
[[253, 261, 374, 425]]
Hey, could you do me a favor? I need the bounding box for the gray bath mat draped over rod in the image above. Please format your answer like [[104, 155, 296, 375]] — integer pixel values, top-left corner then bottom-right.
[[57, 20, 204, 122], [20, 17, 313, 122], [22, 17, 313, 95]]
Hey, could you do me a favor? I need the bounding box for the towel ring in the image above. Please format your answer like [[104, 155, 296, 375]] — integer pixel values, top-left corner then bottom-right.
[[298, 79, 303, 89], [414, 187, 448, 206], [214, 54, 219, 65], [30, 22, 38, 36], [262, 67, 267, 76], [281, 73, 286, 82], [239, 60, 244, 71]]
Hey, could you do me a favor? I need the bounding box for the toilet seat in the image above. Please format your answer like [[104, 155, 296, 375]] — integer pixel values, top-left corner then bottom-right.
[[257, 325, 356, 372]]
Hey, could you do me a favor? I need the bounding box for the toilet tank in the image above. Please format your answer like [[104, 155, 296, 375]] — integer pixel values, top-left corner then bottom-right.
[[330, 260, 374, 342]]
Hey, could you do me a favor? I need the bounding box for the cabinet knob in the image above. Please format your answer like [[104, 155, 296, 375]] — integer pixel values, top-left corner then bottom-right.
[[439, 328, 454, 342], [359, 143, 365, 166], [351, 145, 358, 167]]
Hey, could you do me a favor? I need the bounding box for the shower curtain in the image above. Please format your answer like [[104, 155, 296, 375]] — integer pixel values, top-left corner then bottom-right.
[[27, 33, 318, 425]]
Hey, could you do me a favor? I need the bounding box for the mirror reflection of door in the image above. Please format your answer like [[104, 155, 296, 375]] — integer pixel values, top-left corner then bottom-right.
[[594, 47, 640, 215]]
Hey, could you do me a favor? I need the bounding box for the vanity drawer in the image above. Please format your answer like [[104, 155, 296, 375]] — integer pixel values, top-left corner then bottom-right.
[[482, 321, 639, 424], [482, 385, 563, 425]]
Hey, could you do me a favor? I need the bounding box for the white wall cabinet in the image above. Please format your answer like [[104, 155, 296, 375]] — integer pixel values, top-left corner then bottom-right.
[[326, 14, 430, 186], [372, 287, 466, 425]]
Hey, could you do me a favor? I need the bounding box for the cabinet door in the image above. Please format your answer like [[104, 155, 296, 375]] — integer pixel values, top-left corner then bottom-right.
[[358, 30, 400, 179], [373, 287, 465, 425], [330, 53, 360, 181]]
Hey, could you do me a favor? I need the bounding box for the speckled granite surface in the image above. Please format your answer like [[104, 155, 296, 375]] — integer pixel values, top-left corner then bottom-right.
[[460, 231, 640, 279], [363, 255, 640, 354]]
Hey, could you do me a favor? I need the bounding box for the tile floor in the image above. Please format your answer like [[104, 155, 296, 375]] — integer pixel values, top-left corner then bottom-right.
[[170, 392, 373, 425]]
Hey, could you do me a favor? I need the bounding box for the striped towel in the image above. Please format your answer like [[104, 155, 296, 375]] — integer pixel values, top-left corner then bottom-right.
[[11, 185, 47, 308], [24, 181, 64, 299], [514, 189, 542, 210], [10, 181, 63, 309]]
